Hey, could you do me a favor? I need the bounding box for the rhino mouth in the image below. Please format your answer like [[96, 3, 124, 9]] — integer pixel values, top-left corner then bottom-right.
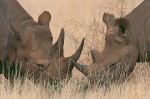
[[108, 62, 120, 71], [109, 63, 117, 68]]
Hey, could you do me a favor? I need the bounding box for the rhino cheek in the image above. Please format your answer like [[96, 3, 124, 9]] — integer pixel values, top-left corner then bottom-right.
[[106, 49, 137, 83], [119, 52, 137, 78], [101, 54, 121, 67]]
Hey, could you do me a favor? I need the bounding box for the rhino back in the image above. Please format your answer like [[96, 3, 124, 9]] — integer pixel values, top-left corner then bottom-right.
[[0, 0, 37, 28]]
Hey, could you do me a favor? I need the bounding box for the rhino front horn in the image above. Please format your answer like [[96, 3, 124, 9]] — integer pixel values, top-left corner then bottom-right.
[[69, 38, 84, 61], [71, 60, 89, 76], [64, 38, 85, 75]]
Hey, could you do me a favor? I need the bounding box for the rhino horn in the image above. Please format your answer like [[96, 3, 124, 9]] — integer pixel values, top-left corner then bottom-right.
[[68, 38, 84, 61], [91, 50, 100, 63], [52, 28, 65, 57], [64, 38, 84, 75], [71, 60, 88, 76]]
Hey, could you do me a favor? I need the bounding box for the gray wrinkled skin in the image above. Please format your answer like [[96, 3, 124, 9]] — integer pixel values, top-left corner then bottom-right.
[[72, 0, 150, 86], [0, 0, 84, 83]]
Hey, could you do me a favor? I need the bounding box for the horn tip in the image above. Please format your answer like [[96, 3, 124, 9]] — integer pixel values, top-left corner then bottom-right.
[[81, 38, 85, 44], [90, 49, 98, 54], [61, 28, 64, 32], [80, 38, 85, 51], [60, 28, 65, 36], [90, 49, 95, 52]]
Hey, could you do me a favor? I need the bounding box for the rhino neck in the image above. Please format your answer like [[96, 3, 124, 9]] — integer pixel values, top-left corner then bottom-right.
[[0, 0, 37, 28], [125, 0, 150, 62]]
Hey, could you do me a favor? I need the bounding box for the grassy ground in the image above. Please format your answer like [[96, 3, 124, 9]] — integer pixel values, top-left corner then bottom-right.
[[0, 63, 150, 99], [0, 0, 148, 99]]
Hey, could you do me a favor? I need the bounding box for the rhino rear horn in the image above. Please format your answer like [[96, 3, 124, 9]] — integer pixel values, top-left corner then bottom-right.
[[52, 28, 65, 57], [91, 49, 103, 63]]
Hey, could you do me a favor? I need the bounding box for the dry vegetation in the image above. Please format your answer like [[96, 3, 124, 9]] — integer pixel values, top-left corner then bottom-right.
[[1, 0, 150, 99]]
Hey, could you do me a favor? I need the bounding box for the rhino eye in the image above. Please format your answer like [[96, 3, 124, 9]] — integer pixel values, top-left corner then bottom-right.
[[36, 64, 45, 68], [119, 25, 125, 34]]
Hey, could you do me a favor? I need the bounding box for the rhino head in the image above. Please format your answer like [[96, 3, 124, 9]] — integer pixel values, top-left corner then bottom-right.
[[72, 13, 139, 85], [10, 11, 84, 83]]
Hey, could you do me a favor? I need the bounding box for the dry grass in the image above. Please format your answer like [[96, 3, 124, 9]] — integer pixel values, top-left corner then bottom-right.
[[1, 63, 150, 99], [1, 0, 149, 99]]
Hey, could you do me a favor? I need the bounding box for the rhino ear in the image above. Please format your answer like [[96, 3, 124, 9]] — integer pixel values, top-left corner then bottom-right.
[[10, 21, 22, 39], [11, 21, 36, 47], [115, 17, 130, 34], [114, 18, 129, 43], [38, 11, 51, 26], [103, 12, 116, 29]]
